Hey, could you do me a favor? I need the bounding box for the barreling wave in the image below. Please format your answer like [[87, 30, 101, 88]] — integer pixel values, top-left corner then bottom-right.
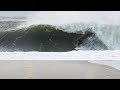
[[57, 22, 120, 50], [0, 23, 109, 52]]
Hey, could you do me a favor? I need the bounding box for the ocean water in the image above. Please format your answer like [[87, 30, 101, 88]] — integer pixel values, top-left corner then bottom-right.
[[0, 11, 120, 70]]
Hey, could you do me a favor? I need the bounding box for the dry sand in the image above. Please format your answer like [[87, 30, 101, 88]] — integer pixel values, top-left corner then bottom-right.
[[0, 60, 119, 79]]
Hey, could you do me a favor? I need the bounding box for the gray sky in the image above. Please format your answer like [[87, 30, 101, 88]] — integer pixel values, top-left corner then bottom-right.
[[0, 11, 119, 17], [0, 11, 33, 16]]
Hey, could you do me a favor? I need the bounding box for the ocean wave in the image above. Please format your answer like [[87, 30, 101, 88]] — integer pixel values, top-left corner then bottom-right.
[[0, 24, 108, 52]]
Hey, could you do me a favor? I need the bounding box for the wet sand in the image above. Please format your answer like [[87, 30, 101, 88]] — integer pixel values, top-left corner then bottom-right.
[[0, 60, 120, 79]]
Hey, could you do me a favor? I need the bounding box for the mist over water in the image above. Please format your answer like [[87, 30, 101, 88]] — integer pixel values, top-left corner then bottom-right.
[[23, 11, 120, 25]]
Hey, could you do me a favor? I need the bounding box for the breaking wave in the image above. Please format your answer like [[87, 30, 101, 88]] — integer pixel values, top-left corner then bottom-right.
[[0, 23, 113, 52], [1, 11, 120, 52]]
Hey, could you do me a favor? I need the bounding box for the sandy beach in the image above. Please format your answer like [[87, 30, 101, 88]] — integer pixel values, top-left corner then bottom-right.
[[0, 60, 119, 79]]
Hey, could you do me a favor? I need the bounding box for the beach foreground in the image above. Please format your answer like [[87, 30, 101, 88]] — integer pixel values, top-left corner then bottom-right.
[[0, 60, 120, 79]]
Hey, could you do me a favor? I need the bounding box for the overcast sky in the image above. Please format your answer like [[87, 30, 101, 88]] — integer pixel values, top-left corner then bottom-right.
[[0, 11, 120, 16], [0, 11, 33, 16]]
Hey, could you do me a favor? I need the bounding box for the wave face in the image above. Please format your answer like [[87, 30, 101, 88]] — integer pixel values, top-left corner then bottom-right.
[[0, 23, 109, 52], [0, 24, 82, 52]]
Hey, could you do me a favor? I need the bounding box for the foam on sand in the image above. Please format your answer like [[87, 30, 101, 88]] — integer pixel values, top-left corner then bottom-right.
[[0, 51, 120, 70]]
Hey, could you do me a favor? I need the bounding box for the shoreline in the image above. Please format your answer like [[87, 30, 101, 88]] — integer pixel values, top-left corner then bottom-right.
[[0, 60, 119, 79]]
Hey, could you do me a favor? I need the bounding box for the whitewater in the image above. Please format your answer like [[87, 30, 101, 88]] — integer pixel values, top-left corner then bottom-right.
[[1, 11, 120, 70]]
